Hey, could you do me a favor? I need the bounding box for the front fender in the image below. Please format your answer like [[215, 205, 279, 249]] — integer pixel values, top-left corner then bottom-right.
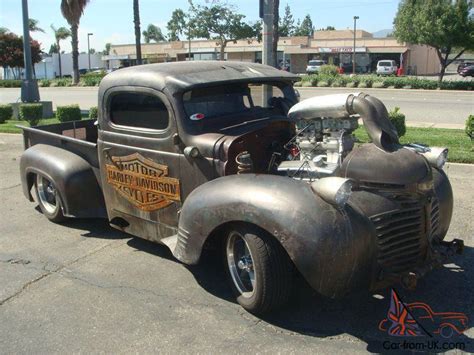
[[176, 174, 375, 298], [20, 144, 107, 218]]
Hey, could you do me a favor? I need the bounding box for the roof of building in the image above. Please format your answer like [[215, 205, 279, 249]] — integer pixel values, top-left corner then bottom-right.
[[99, 61, 298, 94]]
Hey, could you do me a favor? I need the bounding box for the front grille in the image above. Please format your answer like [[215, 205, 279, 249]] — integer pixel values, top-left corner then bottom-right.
[[430, 198, 440, 240], [370, 195, 426, 274]]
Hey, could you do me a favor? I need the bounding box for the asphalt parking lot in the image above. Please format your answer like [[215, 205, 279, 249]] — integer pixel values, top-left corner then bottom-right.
[[0, 133, 473, 353]]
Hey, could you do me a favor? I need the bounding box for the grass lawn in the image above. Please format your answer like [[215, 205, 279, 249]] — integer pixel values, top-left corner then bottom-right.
[[0, 118, 61, 133], [1, 120, 472, 163], [355, 126, 474, 164]]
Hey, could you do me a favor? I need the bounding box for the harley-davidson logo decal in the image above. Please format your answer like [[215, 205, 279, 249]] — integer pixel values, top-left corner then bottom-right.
[[106, 153, 180, 211]]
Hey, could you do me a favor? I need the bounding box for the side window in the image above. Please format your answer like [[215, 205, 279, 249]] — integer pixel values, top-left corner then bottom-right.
[[109, 92, 169, 130]]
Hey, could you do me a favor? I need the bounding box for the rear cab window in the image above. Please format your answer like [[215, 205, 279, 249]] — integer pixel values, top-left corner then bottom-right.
[[109, 92, 169, 131]]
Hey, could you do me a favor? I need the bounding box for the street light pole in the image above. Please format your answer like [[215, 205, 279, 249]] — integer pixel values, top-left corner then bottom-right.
[[87, 33, 93, 70], [261, 0, 274, 107], [21, 0, 39, 102], [353, 16, 359, 75]]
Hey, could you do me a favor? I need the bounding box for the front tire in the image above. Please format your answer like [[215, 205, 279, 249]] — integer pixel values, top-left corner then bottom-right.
[[34, 174, 66, 223], [224, 224, 293, 314]]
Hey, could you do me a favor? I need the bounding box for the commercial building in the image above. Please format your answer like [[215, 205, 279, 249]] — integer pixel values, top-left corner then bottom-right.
[[106, 29, 440, 75], [2, 53, 105, 80]]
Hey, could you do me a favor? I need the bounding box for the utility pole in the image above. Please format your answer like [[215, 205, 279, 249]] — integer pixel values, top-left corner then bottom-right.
[[87, 33, 93, 70], [21, 0, 39, 102], [261, 0, 274, 107], [353, 16, 359, 75]]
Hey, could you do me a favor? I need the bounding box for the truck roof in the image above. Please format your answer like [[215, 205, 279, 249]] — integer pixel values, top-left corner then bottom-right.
[[99, 61, 299, 95]]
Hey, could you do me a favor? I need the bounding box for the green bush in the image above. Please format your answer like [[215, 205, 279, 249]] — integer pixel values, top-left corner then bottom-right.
[[293, 81, 302, 87], [56, 105, 82, 122], [301, 81, 313, 87], [39, 79, 51, 87], [331, 76, 349, 87], [0, 104, 13, 123], [388, 107, 406, 137], [317, 81, 329, 87], [466, 115, 474, 141], [318, 64, 339, 76], [0, 80, 22, 88], [89, 106, 98, 119], [439, 81, 474, 91], [372, 81, 386, 88], [19, 103, 43, 126], [51, 78, 72, 87]]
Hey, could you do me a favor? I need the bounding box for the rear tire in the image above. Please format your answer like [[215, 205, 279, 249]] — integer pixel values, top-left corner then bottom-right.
[[34, 174, 66, 223], [224, 224, 293, 314]]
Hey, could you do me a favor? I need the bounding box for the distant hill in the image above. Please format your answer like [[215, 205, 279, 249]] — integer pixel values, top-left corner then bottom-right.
[[372, 29, 393, 38]]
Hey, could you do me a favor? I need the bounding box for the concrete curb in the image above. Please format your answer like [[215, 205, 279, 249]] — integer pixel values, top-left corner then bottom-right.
[[296, 86, 474, 94]]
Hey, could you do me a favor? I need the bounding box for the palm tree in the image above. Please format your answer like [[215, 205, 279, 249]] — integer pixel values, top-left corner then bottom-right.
[[133, 0, 142, 65], [60, 0, 90, 84], [51, 25, 71, 78], [28, 19, 45, 33]]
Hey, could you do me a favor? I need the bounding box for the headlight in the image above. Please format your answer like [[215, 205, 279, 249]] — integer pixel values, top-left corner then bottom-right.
[[422, 147, 448, 169], [311, 177, 353, 207]]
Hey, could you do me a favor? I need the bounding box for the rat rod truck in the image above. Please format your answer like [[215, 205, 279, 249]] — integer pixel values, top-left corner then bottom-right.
[[19, 61, 463, 314]]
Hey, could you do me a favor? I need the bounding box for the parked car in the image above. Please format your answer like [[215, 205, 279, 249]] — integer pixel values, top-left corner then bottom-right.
[[457, 61, 474, 74], [459, 64, 474, 77], [376, 60, 398, 75], [306, 59, 326, 74], [18, 61, 462, 314]]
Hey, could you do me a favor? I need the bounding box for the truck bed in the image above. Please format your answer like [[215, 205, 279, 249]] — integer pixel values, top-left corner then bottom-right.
[[19, 119, 99, 169]]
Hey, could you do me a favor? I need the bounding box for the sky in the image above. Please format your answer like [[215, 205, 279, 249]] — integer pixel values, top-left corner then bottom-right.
[[0, 0, 400, 53]]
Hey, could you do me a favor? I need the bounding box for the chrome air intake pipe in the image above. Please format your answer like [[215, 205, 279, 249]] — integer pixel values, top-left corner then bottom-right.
[[288, 93, 400, 151]]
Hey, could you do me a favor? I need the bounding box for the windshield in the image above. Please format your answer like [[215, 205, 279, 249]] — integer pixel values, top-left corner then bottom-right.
[[378, 61, 393, 67], [308, 60, 324, 66], [182, 83, 292, 132]]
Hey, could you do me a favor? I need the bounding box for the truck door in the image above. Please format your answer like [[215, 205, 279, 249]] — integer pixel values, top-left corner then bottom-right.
[[97, 86, 181, 243]]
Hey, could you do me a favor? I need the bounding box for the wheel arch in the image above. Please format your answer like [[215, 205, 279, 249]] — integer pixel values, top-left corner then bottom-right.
[[202, 220, 295, 267], [173, 174, 374, 298], [20, 144, 107, 218]]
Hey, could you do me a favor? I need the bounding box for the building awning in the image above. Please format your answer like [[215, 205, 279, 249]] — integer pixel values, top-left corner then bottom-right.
[[366, 47, 408, 54], [101, 54, 129, 61]]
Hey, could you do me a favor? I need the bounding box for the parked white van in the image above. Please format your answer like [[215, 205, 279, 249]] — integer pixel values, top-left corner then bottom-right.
[[376, 60, 398, 75]]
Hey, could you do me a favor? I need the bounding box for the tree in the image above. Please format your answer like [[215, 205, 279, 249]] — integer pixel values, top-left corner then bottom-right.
[[60, 0, 90, 84], [167, 8, 187, 41], [279, 4, 295, 37], [50, 25, 71, 77], [0, 32, 42, 79], [103, 42, 111, 55], [0, 27, 10, 34], [142, 24, 166, 43], [321, 26, 335, 31], [394, 0, 474, 82], [133, 0, 142, 65], [48, 43, 58, 54], [89, 48, 95, 54], [188, 0, 256, 60], [28, 19, 45, 33], [293, 14, 314, 37]]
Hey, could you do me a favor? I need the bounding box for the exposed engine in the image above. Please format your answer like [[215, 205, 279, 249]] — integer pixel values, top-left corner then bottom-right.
[[277, 93, 380, 180], [278, 116, 359, 179]]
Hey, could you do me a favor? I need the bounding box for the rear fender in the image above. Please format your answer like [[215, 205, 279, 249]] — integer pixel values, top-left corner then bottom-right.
[[175, 174, 375, 298], [20, 144, 106, 218]]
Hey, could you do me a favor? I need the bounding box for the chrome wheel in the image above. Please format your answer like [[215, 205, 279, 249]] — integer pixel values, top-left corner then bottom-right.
[[226, 231, 256, 298], [36, 175, 59, 214]]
